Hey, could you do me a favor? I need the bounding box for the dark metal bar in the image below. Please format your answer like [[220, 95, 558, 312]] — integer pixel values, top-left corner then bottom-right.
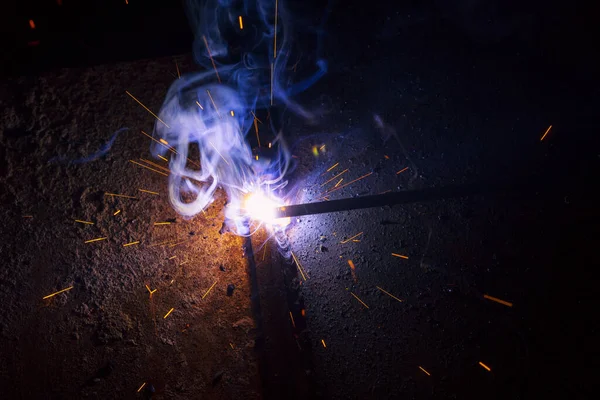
[[274, 180, 527, 218]]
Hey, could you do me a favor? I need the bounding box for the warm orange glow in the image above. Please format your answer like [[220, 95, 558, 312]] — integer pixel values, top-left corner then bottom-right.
[[74, 219, 94, 225], [29, 20, 36, 29], [202, 280, 218, 299], [327, 162, 339, 172], [125, 91, 170, 128], [163, 307, 174, 319], [391, 253, 409, 259], [350, 291, 369, 309], [347, 260, 357, 282], [159, 138, 169, 145], [376, 286, 403, 302], [419, 366, 431, 376], [479, 361, 491, 371], [341, 232, 363, 244], [202, 36, 222, 83], [43, 286, 73, 300], [140, 130, 177, 154], [238, 16, 244, 29], [84, 237, 107, 244], [540, 125, 552, 141], [123, 241, 140, 247], [244, 191, 291, 227], [138, 189, 159, 195], [396, 167, 409, 175], [483, 294, 513, 307]]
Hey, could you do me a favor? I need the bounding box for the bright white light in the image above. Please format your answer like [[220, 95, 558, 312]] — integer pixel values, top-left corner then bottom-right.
[[244, 191, 291, 227]]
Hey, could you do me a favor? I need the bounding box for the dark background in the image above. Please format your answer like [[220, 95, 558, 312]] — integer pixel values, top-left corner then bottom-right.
[[1, 0, 598, 399]]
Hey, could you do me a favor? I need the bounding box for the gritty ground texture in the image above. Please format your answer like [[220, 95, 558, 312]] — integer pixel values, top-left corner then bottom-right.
[[0, 56, 261, 399]]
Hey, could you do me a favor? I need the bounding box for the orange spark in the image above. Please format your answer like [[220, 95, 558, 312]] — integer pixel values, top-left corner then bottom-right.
[[419, 366, 431, 376], [113, 209, 121, 216], [158, 155, 169, 162], [327, 162, 339, 172], [206, 89, 221, 118], [164, 307, 175, 319], [396, 167, 409, 175], [334, 178, 344, 188], [105, 192, 137, 199], [140, 130, 177, 154], [123, 241, 140, 247], [137, 382, 146, 393], [321, 339, 327, 348], [139, 158, 170, 173], [479, 361, 491, 371], [238, 16, 244, 29], [291, 251, 308, 281], [483, 294, 513, 307], [230, 110, 235, 116], [350, 291, 369, 309], [323, 172, 373, 196], [125, 91, 170, 128], [540, 125, 552, 141], [320, 169, 349, 187], [159, 138, 169, 145], [74, 220, 94, 225], [340, 232, 363, 244], [202, 35, 221, 83], [29, 19, 35, 29], [202, 280, 218, 299], [196, 100, 204, 110], [168, 256, 177, 260], [376, 286, 403, 302], [145, 284, 152, 294], [273, 0, 278, 58], [84, 237, 107, 244], [230, 343, 235, 349], [209, 140, 230, 165], [42, 285, 73, 300], [129, 160, 169, 177], [289, 311, 296, 328], [391, 253, 409, 259], [154, 222, 171, 226], [347, 260, 357, 282], [138, 189, 159, 195], [22, 215, 33, 218]]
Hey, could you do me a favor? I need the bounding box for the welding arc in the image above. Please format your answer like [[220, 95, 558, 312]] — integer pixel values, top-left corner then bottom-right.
[[274, 179, 536, 218]]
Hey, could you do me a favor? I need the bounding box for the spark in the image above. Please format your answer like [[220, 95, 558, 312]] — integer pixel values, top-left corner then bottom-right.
[[340, 232, 363, 244], [168, 256, 177, 260], [350, 291, 369, 309], [253, 116, 260, 146], [175, 60, 180, 78], [334, 178, 344, 188], [483, 294, 513, 307], [347, 260, 357, 282], [319, 144, 326, 151], [352, 240, 360, 243], [29, 19, 35, 29], [321, 339, 327, 348], [322, 172, 373, 196], [168, 240, 188, 248], [22, 215, 33, 218], [158, 155, 169, 162], [202, 280, 218, 299], [250, 111, 262, 123], [391, 253, 409, 259], [42, 286, 73, 300], [138, 189, 159, 195], [230, 110, 235, 116], [164, 307, 174, 319], [196, 100, 204, 110], [540, 125, 552, 141], [84, 237, 107, 244], [137, 382, 146, 393], [129, 160, 169, 177], [145, 284, 152, 294], [202, 35, 221, 83], [123, 241, 140, 247], [273, 0, 278, 58], [179, 261, 188, 266], [151, 289, 157, 294], [125, 91, 170, 128], [327, 162, 339, 172], [139, 158, 170, 173], [230, 343, 235, 349], [291, 251, 308, 281], [113, 209, 121, 216], [74, 220, 94, 225], [396, 167, 409, 175], [209, 140, 230, 165], [238, 16, 244, 29], [154, 222, 171, 226], [320, 169, 349, 187], [159, 138, 169, 145], [149, 239, 179, 247], [289, 311, 296, 328], [479, 361, 491, 371], [206, 89, 221, 118], [105, 192, 137, 199], [140, 130, 177, 154], [419, 366, 431, 376], [384, 155, 390, 159], [376, 286, 403, 302]]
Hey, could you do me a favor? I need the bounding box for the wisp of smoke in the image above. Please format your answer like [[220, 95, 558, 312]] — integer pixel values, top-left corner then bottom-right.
[[151, 0, 327, 235]]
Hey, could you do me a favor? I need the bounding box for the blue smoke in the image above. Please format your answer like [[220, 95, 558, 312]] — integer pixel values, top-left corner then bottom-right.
[[50, 128, 128, 165], [151, 0, 327, 234]]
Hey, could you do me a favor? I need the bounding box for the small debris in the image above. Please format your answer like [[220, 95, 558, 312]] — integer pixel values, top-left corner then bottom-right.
[[226, 284, 235, 296], [319, 245, 328, 252], [219, 265, 226, 272]]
